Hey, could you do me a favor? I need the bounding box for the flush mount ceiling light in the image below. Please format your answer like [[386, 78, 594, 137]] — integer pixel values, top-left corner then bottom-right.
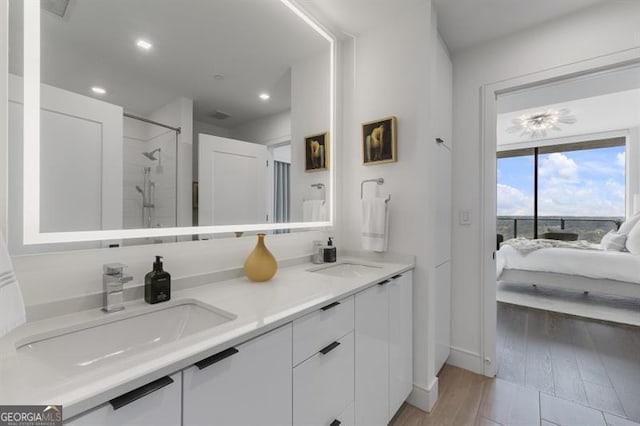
[[136, 39, 153, 50], [507, 108, 577, 138], [91, 86, 106, 95], [259, 93, 271, 101]]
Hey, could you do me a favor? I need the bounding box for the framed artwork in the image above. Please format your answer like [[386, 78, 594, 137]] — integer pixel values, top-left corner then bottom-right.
[[362, 116, 397, 165], [304, 132, 329, 172]]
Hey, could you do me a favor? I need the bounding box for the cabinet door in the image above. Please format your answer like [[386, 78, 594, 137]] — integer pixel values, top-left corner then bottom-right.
[[293, 331, 354, 425], [183, 324, 292, 426], [389, 272, 413, 419], [65, 373, 181, 426], [355, 283, 389, 426]]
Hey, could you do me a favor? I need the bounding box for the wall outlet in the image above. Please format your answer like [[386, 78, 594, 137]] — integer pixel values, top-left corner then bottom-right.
[[459, 209, 471, 226]]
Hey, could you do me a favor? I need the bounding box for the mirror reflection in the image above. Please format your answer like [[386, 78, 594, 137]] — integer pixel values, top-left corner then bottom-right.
[[8, 0, 331, 252]]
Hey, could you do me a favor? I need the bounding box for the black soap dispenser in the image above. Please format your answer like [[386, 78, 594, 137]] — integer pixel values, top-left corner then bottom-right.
[[323, 237, 337, 263], [145, 256, 171, 304]]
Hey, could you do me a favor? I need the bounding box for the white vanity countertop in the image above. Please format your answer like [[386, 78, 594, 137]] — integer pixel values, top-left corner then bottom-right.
[[0, 256, 414, 419]]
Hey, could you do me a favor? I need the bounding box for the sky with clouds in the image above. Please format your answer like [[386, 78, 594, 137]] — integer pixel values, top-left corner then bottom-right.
[[497, 146, 625, 217]]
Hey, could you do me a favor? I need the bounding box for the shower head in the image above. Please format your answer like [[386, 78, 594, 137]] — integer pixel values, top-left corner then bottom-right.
[[142, 148, 161, 161]]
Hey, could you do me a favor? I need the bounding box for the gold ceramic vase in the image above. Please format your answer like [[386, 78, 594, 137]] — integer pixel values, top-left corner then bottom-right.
[[244, 233, 277, 282]]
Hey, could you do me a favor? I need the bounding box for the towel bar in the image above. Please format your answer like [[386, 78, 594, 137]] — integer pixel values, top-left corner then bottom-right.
[[361, 178, 391, 203], [304, 183, 326, 204]]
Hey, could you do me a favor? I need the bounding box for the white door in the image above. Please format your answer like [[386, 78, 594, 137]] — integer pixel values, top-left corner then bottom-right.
[[198, 134, 268, 230], [66, 373, 181, 426], [355, 283, 389, 426], [8, 75, 123, 254], [389, 272, 413, 418], [182, 324, 292, 426]]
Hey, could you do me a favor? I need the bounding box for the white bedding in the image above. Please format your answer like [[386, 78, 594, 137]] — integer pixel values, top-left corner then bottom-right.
[[497, 244, 640, 284]]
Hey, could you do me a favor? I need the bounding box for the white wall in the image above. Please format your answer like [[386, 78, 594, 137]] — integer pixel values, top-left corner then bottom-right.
[[338, 2, 447, 410], [230, 110, 291, 145], [12, 230, 329, 309], [450, 1, 640, 373], [290, 51, 331, 222]]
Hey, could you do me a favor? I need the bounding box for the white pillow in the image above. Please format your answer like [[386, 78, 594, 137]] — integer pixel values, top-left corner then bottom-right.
[[618, 212, 640, 235], [625, 222, 640, 255], [600, 231, 627, 252]]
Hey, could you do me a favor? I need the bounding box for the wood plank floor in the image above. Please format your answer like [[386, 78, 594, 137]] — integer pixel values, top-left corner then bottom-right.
[[497, 303, 640, 422], [390, 302, 640, 426]]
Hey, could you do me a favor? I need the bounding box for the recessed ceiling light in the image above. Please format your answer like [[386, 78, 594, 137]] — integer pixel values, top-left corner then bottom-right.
[[259, 93, 270, 101], [91, 87, 106, 95], [213, 74, 224, 81], [136, 39, 153, 50]]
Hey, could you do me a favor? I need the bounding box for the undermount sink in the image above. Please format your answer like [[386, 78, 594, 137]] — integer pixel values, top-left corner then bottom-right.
[[308, 262, 382, 278], [16, 300, 235, 374]]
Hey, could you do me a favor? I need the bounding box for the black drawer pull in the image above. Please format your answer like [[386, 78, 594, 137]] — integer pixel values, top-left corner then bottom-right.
[[391, 274, 402, 279], [321, 301, 341, 311], [378, 279, 391, 286], [319, 341, 341, 355], [110, 376, 174, 410], [195, 347, 239, 370], [330, 420, 341, 426]]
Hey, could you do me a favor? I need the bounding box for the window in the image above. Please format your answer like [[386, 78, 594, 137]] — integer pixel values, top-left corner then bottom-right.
[[497, 138, 625, 243]]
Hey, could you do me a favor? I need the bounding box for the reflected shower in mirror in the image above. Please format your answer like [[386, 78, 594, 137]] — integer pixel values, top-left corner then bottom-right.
[[7, 0, 332, 253]]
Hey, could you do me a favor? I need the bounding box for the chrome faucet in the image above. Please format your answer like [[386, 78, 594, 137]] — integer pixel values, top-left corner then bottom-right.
[[102, 263, 133, 313]]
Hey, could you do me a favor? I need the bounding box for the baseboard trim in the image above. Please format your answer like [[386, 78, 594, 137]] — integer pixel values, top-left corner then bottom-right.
[[407, 377, 439, 412], [447, 346, 484, 375]]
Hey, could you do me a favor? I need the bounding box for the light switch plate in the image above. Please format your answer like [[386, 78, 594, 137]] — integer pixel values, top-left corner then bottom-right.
[[459, 209, 471, 225]]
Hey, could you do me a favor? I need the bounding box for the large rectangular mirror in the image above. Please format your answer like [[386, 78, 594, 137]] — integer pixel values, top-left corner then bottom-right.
[[7, 0, 335, 253]]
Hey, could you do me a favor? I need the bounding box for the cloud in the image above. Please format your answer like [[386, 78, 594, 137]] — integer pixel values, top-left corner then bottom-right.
[[539, 153, 578, 183], [499, 149, 626, 219], [537, 178, 624, 217], [497, 184, 532, 216], [617, 152, 625, 168]]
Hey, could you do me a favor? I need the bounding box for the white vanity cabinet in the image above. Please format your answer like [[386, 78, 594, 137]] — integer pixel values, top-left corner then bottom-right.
[[182, 323, 292, 426], [65, 372, 182, 426], [355, 271, 413, 425], [292, 296, 355, 426], [389, 272, 414, 416], [62, 268, 413, 426]]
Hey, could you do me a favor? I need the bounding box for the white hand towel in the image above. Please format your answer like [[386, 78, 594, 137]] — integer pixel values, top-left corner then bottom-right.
[[0, 233, 26, 337], [303, 200, 326, 222], [361, 198, 389, 252]]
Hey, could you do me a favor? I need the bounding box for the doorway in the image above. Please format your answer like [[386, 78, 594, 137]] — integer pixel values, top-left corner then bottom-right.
[[480, 50, 640, 379]]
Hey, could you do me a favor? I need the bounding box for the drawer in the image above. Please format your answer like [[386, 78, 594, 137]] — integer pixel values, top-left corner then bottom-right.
[[293, 331, 354, 426], [65, 372, 181, 426], [293, 295, 354, 366], [332, 401, 354, 426]]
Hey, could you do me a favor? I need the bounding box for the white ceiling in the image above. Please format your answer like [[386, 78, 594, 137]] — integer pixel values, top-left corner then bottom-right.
[[8, 0, 328, 128], [497, 89, 640, 146], [300, 0, 428, 36], [305, 0, 608, 53], [7, 0, 620, 128], [432, 0, 606, 53]]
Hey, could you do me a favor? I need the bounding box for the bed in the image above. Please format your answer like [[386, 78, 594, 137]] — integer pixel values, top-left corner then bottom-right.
[[496, 242, 640, 299]]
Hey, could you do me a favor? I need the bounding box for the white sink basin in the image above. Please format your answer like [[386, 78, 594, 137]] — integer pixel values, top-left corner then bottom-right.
[[308, 262, 382, 278], [16, 300, 235, 374]]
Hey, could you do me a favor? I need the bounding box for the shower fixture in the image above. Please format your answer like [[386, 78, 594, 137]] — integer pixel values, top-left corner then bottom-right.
[[136, 167, 156, 228], [142, 148, 161, 161], [142, 148, 163, 174]]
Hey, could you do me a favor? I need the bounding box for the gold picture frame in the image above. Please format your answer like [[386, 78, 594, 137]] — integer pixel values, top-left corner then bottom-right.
[[304, 132, 329, 172], [362, 116, 397, 165]]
